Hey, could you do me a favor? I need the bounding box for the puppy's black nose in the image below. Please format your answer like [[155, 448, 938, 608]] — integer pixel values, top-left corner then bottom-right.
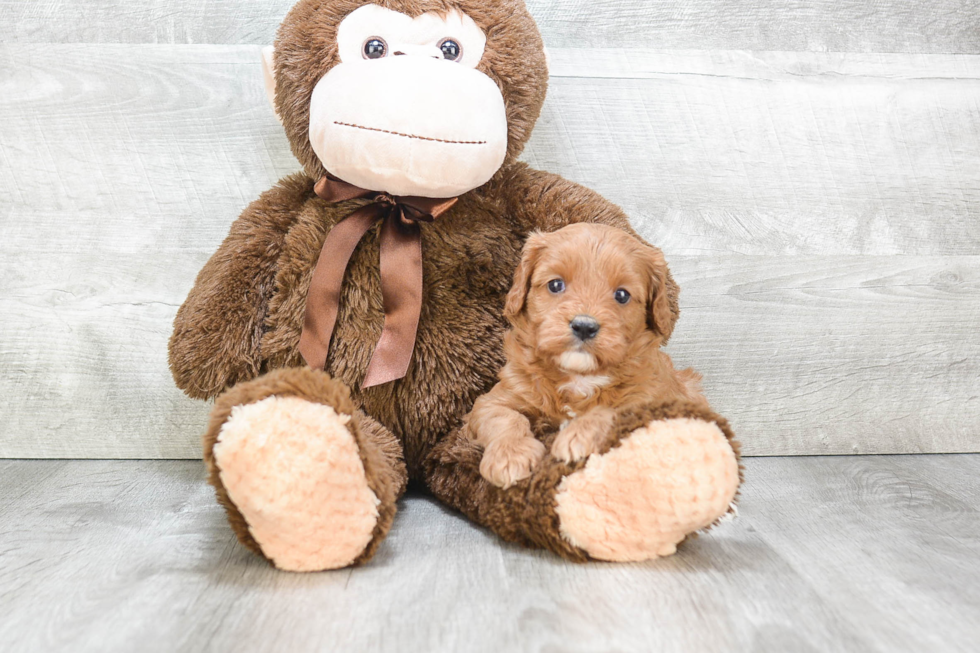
[[570, 315, 600, 341]]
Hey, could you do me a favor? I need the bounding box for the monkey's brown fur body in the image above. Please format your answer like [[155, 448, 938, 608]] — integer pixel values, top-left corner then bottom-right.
[[171, 0, 741, 570]]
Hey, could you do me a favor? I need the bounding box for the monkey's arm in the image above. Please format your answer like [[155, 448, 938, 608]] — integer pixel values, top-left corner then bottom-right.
[[497, 163, 638, 234], [169, 174, 313, 400], [497, 163, 680, 341]]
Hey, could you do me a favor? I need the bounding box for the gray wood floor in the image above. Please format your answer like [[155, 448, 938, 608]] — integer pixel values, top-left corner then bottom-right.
[[0, 456, 977, 652]]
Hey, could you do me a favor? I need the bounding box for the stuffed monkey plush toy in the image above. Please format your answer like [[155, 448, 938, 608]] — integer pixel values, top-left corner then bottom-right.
[[169, 0, 741, 571]]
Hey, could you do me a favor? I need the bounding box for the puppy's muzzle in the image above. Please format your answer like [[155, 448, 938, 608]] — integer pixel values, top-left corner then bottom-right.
[[570, 315, 600, 342]]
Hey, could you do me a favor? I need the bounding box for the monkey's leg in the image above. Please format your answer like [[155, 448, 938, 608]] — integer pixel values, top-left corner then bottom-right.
[[204, 368, 407, 571], [423, 401, 740, 562]]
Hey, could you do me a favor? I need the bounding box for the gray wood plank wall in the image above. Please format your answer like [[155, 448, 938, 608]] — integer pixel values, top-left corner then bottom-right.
[[5, 0, 980, 52], [1, 2, 978, 458]]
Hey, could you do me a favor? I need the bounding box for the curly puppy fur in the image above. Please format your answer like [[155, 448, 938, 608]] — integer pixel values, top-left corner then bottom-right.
[[467, 224, 707, 488]]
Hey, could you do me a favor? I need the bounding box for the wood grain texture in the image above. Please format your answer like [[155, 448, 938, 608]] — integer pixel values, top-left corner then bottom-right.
[[3, 0, 980, 54], [2, 44, 979, 457], [534, 49, 980, 257], [0, 46, 296, 255], [0, 250, 212, 458], [4, 45, 979, 257], [666, 255, 980, 456], [0, 457, 978, 652], [1, 253, 976, 457], [745, 455, 980, 651]]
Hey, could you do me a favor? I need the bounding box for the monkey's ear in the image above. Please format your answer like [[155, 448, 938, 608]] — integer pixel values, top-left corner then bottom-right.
[[504, 233, 547, 321], [261, 45, 281, 122], [642, 245, 677, 341]]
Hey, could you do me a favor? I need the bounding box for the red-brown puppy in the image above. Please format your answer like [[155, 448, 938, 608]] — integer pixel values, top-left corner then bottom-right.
[[467, 223, 705, 488]]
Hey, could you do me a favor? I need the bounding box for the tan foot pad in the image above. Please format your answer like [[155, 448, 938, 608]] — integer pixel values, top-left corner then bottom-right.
[[213, 396, 380, 571], [554, 418, 739, 562]]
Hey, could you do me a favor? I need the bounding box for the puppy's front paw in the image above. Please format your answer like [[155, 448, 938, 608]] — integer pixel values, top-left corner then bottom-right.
[[552, 419, 603, 463], [480, 436, 546, 489]]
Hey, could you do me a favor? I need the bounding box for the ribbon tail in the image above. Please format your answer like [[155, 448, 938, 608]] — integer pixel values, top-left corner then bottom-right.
[[361, 212, 424, 388], [298, 205, 382, 371]]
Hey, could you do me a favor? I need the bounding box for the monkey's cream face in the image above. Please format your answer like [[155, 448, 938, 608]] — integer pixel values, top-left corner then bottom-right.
[[308, 5, 509, 198]]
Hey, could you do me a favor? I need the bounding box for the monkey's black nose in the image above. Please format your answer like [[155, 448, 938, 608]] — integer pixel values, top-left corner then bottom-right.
[[570, 315, 600, 341]]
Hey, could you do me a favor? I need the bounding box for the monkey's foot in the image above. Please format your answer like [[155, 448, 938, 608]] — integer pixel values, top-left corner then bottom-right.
[[554, 416, 740, 561], [212, 394, 379, 571], [213, 396, 380, 571], [202, 368, 408, 572]]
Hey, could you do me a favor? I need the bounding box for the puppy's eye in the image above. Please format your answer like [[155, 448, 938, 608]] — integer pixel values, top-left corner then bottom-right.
[[363, 37, 387, 59], [614, 288, 631, 304], [548, 279, 565, 294], [439, 38, 462, 61]]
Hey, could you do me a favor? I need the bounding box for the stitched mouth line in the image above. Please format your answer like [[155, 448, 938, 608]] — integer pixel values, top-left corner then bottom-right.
[[334, 121, 487, 145]]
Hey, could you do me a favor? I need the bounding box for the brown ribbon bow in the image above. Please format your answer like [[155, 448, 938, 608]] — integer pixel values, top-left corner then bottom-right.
[[298, 175, 457, 388]]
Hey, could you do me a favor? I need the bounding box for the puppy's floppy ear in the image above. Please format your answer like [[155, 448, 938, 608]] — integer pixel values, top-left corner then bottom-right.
[[642, 244, 678, 341], [504, 232, 548, 320]]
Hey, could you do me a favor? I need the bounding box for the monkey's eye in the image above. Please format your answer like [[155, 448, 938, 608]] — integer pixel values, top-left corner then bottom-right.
[[363, 37, 387, 59], [439, 38, 462, 61], [548, 279, 565, 294], [614, 288, 631, 304]]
